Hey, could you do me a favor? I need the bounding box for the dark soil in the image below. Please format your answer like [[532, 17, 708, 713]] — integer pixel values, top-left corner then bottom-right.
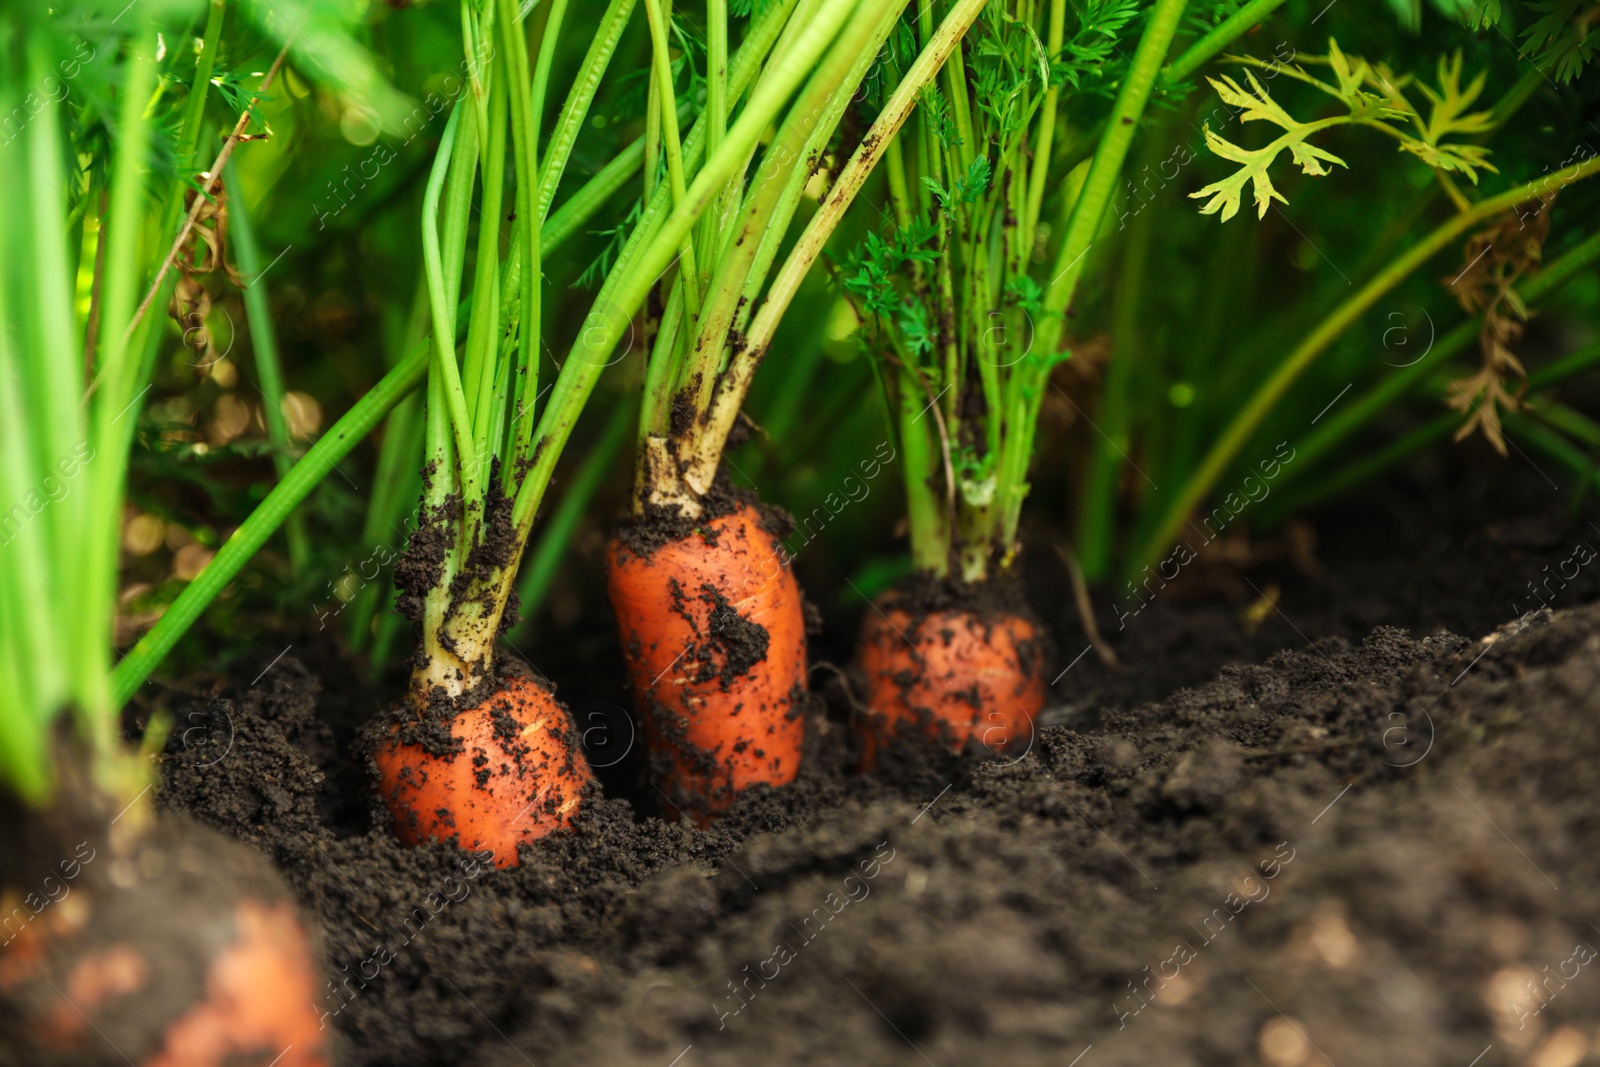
[[150, 464, 1600, 1067], [690, 582, 771, 688], [613, 472, 794, 559], [878, 568, 1039, 621]]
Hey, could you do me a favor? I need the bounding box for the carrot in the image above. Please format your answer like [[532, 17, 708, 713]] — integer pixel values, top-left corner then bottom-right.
[[607, 502, 807, 822], [374, 672, 591, 869], [0, 815, 329, 1067], [4, 901, 328, 1067], [143, 899, 328, 1067], [856, 602, 1046, 768]]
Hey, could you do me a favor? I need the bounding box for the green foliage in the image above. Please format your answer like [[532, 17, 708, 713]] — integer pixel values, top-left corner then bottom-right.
[[577, 198, 644, 290], [1180, 1, 1254, 39], [0, 8, 174, 802], [1462, 0, 1504, 27], [208, 71, 275, 127], [844, 0, 1193, 583], [1054, 0, 1142, 92], [842, 219, 939, 349], [920, 85, 964, 148], [1523, 0, 1600, 82], [1190, 71, 1350, 220], [956, 156, 992, 202], [7, 0, 1590, 776], [1407, 52, 1496, 174], [1005, 276, 1053, 322], [610, 12, 708, 122], [1383, 0, 1477, 31], [1191, 40, 1498, 221], [862, 20, 921, 106], [238, 0, 412, 133]]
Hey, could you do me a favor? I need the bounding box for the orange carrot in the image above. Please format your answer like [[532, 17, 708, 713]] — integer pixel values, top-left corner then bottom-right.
[[856, 603, 1045, 767], [0, 821, 329, 1067], [144, 900, 328, 1067], [374, 673, 590, 868], [607, 502, 807, 822]]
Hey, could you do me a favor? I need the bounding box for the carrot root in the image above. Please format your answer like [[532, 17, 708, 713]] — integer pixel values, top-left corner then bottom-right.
[[0, 815, 329, 1067], [145, 899, 329, 1067], [856, 604, 1046, 768], [608, 502, 807, 822], [375, 673, 591, 868]]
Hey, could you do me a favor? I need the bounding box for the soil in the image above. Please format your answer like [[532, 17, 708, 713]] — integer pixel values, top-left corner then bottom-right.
[[873, 568, 1041, 623], [614, 472, 794, 559], [149, 460, 1600, 1067]]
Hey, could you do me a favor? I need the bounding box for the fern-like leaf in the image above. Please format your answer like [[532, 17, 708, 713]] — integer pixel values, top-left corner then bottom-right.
[[1404, 52, 1498, 182], [1522, 0, 1600, 83], [1188, 73, 1347, 221], [1192, 42, 1498, 222]]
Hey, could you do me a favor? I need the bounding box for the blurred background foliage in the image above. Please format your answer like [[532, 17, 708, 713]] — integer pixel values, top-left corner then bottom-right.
[[78, 0, 1597, 690]]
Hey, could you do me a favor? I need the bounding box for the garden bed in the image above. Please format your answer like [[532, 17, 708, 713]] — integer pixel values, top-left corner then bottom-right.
[[154, 462, 1600, 1067]]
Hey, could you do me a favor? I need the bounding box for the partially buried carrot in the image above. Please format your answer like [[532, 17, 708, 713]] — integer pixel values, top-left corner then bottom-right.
[[374, 671, 591, 869], [857, 600, 1045, 768], [0, 813, 329, 1067], [607, 501, 807, 822]]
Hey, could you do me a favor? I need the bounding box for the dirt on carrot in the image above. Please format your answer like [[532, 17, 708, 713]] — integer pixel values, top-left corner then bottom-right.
[[854, 573, 1050, 766], [612, 473, 795, 560]]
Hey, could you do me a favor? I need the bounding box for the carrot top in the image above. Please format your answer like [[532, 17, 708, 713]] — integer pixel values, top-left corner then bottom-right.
[[625, 0, 992, 525]]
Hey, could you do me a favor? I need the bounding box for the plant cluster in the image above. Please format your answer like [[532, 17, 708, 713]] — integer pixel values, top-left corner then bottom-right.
[[0, 8, 1596, 1051]]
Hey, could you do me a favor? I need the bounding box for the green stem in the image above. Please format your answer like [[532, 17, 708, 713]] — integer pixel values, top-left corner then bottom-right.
[[112, 347, 431, 707], [513, 0, 864, 536], [1262, 338, 1600, 524], [463, 74, 509, 450], [708, 0, 728, 157], [995, 0, 1190, 560], [1036, 0, 1189, 342], [1076, 140, 1161, 579], [1527, 339, 1600, 392], [1023, 0, 1066, 259], [530, 0, 571, 142], [1288, 228, 1600, 478], [697, 0, 729, 267], [179, 0, 228, 169], [695, 0, 988, 495], [349, 283, 429, 654], [499, 0, 542, 469], [642, 0, 702, 321], [1130, 155, 1600, 574], [1162, 0, 1289, 84], [510, 400, 633, 639], [677, 0, 902, 452], [85, 41, 159, 734], [535, 0, 638, 226], [224, 159, 309, 574], [1505, 411, 1600, 493], [899, 361, 951, 576], [542, 130, 648, 251], [420, 103, 479, 490]]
